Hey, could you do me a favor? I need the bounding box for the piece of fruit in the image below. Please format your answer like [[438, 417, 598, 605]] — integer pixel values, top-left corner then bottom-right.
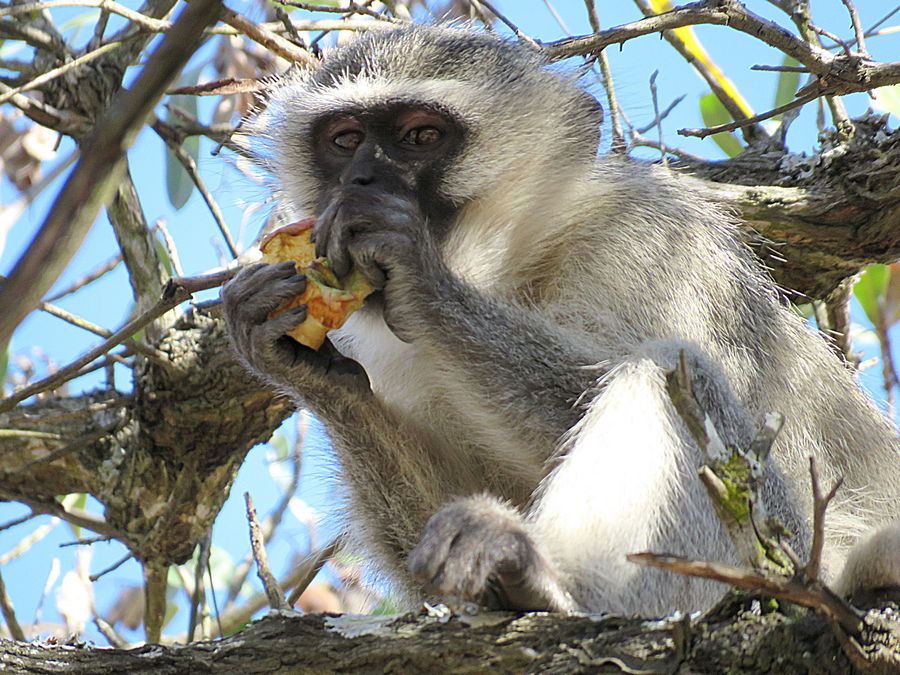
[[259, 217, 373, 350]]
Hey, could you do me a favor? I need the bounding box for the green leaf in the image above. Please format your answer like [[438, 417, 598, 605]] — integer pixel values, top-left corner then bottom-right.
[[699, 93, 743, 158], [773, 56, 801, 118], [792, 302, 815, 320], [269, 433, 290, 461], [154, 237, 173, 276], [853, 264, 890, 326], [872, 84, 900, 120], [164, 69, 202, 210], [61, 493, 89, 539]]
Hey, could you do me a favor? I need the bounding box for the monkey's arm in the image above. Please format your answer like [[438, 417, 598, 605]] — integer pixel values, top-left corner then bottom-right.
[[349, 231, 603, 446], [314, 189, 601, 447], [221, 263, 477, 561]]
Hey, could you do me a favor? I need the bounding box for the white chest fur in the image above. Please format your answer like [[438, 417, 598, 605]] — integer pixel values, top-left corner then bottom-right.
[[330, 309, 429, 416]]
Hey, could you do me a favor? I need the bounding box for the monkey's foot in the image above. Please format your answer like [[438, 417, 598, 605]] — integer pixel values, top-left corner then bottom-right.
[[408, 494, 575, 612]]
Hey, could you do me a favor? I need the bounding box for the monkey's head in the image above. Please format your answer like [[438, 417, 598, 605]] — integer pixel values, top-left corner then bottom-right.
[[250, 25, 602, 239]]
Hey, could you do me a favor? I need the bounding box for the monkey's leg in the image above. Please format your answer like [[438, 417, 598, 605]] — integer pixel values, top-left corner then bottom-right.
[[311, 390, 482, 566], [527, 344, 772, 616]]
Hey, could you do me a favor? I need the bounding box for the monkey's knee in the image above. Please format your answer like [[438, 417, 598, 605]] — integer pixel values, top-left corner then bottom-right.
[[835, 519, 900, 603]]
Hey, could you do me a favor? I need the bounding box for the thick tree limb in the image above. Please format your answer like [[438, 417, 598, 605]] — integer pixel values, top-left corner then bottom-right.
[[2, 604, 898, 673], [680, 116, 900, 298]]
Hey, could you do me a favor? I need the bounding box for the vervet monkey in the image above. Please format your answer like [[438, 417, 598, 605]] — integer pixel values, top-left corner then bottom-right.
[[222, 25, 900, 615]]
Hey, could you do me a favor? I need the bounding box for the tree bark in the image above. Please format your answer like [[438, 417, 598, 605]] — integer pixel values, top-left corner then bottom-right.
[[680, 116, 900, 300], [0, 309, 291, 567], [1, 598, 898, 674]]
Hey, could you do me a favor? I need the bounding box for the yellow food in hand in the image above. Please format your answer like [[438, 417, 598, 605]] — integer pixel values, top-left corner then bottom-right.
[[259, 217, 373, 350]]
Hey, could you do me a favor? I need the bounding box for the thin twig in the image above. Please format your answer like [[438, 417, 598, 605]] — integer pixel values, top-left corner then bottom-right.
[[221, 4, 313, 65], [224, 424, 305, 611], [286, 534, 346, 607], [273, 4, 305, 48], [245, 492, 288, 611], [58, 535, 112, 547], [649, 70, 666, 166], [0, 488, 118, 537], [0, 0, 223, 350], [0, 20, 68, 58], [679, 91, 819, 139], [37, 299, 170, 366], [0, 81, 89, 135], [583, 0, 624, 152], [0, 512, 37, 533], [632, 0, 759, 143], [636, 94, 685, 135], [93, 615, 128, 648], [801, 457, 844, 584], [89, 552, 133, 582], [162, 105, 245, 157], [875, 311, 899, 418], [786, 2, 851, 131], [209, 18, 387, 36], [840, 0, 868, 57], [630, 137, 705, 162], [188, 534, 212, 641], [278, 1, 394, 22], [0, 283, 190, 413], [207, 554, 224, 639], [627, 552, 863, 636], [0, 1, 169, 31], [0, 569, 26, 641], [153, 119, 239, 259], [0, 519, 60, 565], [45, 253, 122, 302], [215, 557, 325, 635], [155, 220, 184, 277], [471, 0, 540, 49], [750, 64, 809, 72], [21, 427, 111, 470], [89, 5, 110, 50]]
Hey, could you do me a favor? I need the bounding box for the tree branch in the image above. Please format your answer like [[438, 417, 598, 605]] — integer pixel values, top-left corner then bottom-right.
[[0, 0, 223, 349]]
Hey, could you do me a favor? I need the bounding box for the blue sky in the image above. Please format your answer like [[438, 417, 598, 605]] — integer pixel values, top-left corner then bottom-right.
[[1, 0, 897, 643]]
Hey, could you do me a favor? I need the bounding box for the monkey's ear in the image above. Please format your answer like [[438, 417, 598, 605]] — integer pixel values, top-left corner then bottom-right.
[[578, 90, 604, 152]]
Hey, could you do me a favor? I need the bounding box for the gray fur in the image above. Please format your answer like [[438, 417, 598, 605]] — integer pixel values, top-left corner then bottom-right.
[[224, 24, 900, 615]]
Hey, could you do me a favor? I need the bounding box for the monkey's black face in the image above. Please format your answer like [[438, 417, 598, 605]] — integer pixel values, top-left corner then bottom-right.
[[310, 103, 467, 239]]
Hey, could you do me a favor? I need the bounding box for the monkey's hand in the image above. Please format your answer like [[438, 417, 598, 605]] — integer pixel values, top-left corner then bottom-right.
[[221, 262, 370, 398], [408, 495, 576, 612], [315, 188, 430, 341]]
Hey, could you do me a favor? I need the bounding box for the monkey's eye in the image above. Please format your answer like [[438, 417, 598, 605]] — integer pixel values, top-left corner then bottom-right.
[[401, 126, 443, 146], [333, 130, 364, 150]]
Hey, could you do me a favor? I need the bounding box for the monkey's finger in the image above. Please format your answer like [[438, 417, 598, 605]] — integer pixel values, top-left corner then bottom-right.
[[223, 261, 301, 307], [314, 200, 337, 261], [347, 238, 388, 290], [325, 205, 357, 280], [408, 508, 473, 584], [263, 306, 309, 337], [227, 272, 308, 324]]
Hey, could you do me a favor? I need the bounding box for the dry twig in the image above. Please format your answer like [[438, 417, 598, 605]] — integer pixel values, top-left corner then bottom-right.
[[245, 493, 288, 611], [0, 569, 25, 641], [286, 534, 346, 608], [221, 4, 313, 65], [153, 118, 239, 259]]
